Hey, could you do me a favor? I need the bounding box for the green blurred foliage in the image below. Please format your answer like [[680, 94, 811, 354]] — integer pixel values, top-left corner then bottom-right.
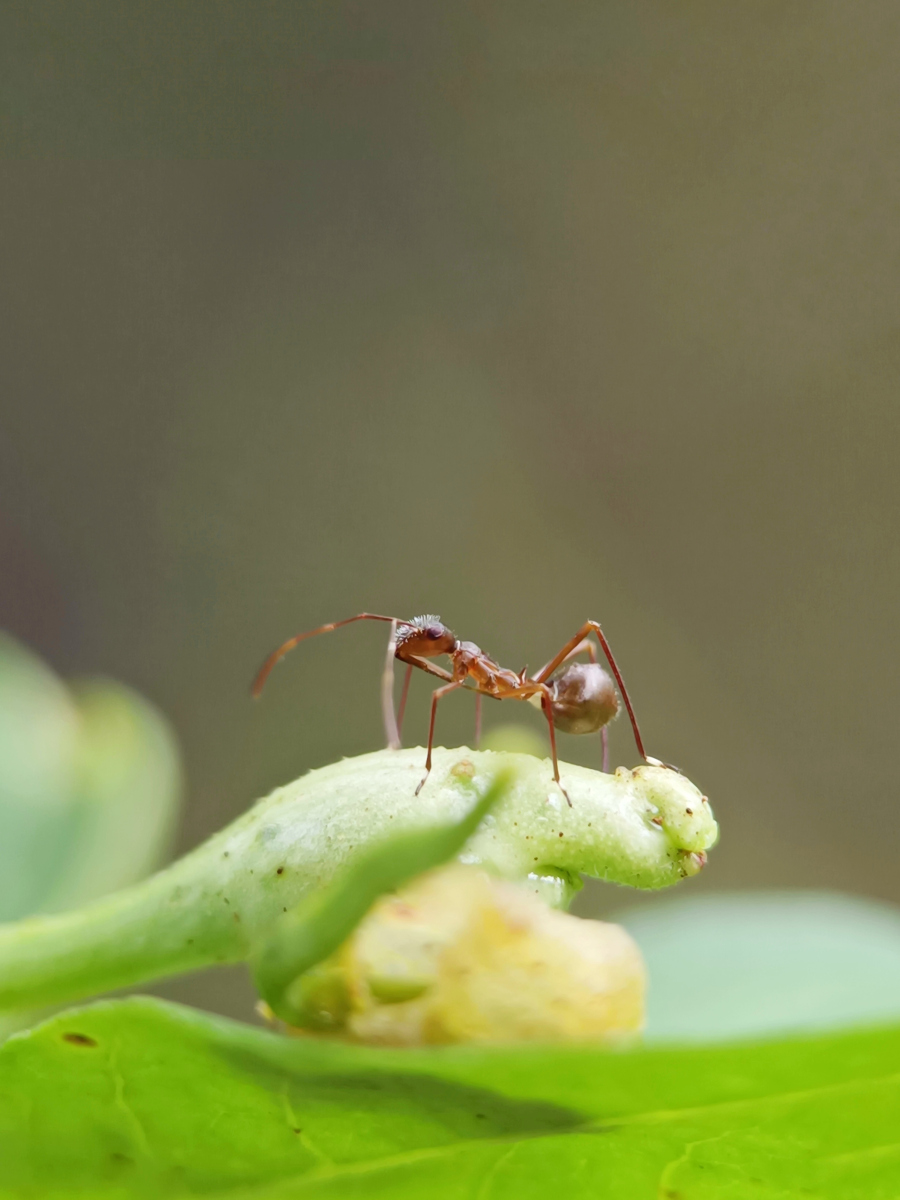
[[479, 723, 547, 759], [0, 632, 182, 922], [0, 634, 81, 921], [614, 890, 900, 1044]]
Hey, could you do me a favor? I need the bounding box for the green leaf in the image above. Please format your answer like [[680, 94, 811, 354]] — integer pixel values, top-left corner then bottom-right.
[[0, 634, 81, 921], [0, 636, 182, 921], [2, 997, 900, 1198], [42, 678, 182, 911], [613, 890, 900, 1042], [0, 634, 183, 1038]]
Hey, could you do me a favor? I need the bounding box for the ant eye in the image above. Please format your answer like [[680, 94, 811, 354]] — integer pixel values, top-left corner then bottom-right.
[[427, 627, 443, 639]]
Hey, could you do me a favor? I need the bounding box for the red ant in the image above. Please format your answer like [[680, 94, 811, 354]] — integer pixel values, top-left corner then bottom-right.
[[252, 614, 658, 804]]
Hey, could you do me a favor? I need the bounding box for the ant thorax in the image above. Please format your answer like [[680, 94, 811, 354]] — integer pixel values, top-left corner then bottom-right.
[[455, 642, 521, 693], [455, 640, 482, 660]]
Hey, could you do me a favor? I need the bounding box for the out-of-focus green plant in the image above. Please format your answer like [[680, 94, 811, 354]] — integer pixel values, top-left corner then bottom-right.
[[0, 632, 182, 1032], [0, 745, 716, 1014], [613, 888, 900, 1042], [3, 682, 899, 1196]]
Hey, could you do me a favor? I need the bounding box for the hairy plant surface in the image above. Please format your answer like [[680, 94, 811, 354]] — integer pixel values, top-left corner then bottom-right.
[[0, 748, 716, 1012]]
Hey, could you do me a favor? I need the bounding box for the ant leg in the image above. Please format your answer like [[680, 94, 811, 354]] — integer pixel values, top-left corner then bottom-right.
[[601, 725, 609, 774], [474, 693, 482, 749], [534, 621, 648, 762], [391, 654, 460, 753], [540, 687, 572, 806], [381, 620, 401, 750], [416, 680, 465, 795], [535, 637, 596, 677], [252, 612, 398, 697], [396, 664, 414, 742]]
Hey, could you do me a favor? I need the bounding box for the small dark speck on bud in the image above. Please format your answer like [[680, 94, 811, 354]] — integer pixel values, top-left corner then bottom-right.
[[651, 816, 663, 826], [63, 1032, 97, 1047], [686, 808, 693, 816], [276, 867, 284, 875], [558, 831, 564, 837]]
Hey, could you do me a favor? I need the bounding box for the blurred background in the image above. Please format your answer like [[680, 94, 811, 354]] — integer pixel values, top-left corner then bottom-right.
[[1, 2, 899, 1022]]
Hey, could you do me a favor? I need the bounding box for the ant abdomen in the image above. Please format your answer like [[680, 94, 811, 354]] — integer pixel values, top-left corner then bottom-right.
[[549, 662, 619, 735]]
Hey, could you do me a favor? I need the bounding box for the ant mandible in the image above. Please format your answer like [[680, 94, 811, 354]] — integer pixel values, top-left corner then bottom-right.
[[252, 613, 659, 805]]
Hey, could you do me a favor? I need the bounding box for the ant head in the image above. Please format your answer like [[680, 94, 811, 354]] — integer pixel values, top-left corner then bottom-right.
[[549, 662, 619, 735], [398, 614, 457, 658]]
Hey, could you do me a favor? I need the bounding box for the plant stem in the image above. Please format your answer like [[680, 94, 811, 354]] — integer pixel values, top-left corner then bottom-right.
[[0, 747, 716, 1011]]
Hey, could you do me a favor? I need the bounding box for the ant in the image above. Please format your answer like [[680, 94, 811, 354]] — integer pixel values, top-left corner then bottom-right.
[[252, 613, 661, 804]]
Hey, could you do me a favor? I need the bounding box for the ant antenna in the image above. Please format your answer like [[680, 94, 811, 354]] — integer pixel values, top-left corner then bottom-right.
[[251, 612, 396, 698]]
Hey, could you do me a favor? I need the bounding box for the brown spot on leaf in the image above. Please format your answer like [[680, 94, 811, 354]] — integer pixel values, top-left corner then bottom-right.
[[62, 1032, 97, 1047]]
